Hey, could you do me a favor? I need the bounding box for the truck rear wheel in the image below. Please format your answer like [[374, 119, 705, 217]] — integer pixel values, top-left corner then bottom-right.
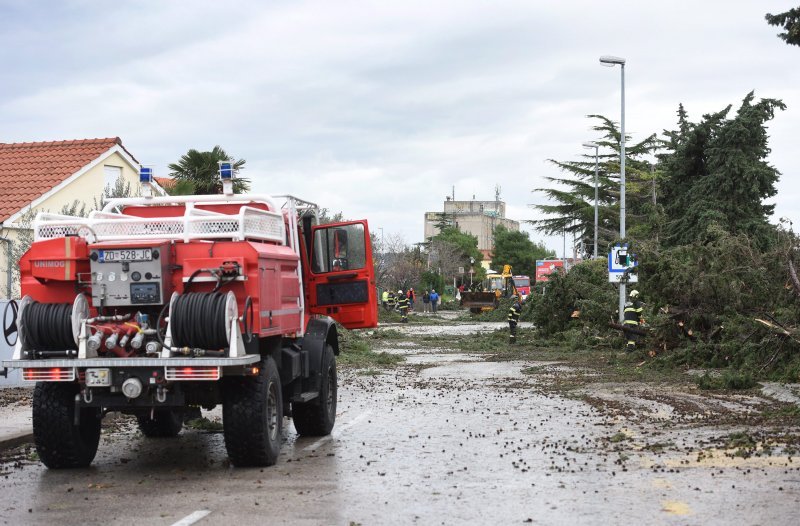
[[32, 382, 101, 469], [293, 345, 337, 436], [137, 409, 183, 438], [222, 357, 283, 467]]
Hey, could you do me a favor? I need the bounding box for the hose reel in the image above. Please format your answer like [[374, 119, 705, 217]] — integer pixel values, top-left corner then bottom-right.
[[17, 294, 88, 353], [169, 291, 238, 350]]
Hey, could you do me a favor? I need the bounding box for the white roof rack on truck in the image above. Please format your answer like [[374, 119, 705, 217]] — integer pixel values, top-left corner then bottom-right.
[[34, 193, 288, 244]]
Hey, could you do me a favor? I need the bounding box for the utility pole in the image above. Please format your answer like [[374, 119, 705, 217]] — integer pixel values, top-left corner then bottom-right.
[[600, 54, 627, 322], [582, 142, 600, 259]]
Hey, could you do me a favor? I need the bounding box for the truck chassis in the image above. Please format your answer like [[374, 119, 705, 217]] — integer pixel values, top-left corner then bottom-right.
[[2, 186, 377, 468]]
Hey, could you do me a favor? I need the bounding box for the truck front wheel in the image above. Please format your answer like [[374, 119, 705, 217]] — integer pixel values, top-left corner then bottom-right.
[[222, 357, 283, 467], [32, 382, 101, 469], [293, 345, 337, 436]]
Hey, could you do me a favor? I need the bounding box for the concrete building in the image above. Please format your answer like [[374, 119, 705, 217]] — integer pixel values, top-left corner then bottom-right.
[[424, 196, 519, 260], [0, 138, 143, 298]]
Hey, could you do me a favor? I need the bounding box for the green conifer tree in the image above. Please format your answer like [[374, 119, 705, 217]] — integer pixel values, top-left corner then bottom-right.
[[660, 92, 785, 248], [530, 115, 659, 257]]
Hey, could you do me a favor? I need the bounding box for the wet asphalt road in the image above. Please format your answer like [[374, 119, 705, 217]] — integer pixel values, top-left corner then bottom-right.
[[1, 319, 799, 525]]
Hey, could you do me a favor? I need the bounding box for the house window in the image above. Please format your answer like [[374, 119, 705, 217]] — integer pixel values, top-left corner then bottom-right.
[[103, 166, 123, 195]]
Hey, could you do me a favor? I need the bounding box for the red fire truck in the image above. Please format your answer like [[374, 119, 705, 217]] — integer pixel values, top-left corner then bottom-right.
[[1, 166, 377, 468], [511, 275, 531, 299]]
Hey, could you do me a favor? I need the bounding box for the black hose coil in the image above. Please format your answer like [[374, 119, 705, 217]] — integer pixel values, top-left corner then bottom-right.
[[21, 301, 76, 351], [170, 292, 230, 350]]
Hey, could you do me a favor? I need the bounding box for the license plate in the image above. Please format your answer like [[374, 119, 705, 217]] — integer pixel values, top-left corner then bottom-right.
[[85, 368, 112, 387], [99, 248, 153, 262]]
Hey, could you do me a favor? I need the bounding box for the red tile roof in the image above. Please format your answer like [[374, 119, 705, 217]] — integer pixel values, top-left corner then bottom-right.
[[154, 176, 176, 190], [0, 138, 136, 223]]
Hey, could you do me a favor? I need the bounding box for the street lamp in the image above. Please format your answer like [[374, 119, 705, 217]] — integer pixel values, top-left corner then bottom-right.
[[469, 256, 475, 286], [599, 54, 626, 322], [582, 141, 600, 260]]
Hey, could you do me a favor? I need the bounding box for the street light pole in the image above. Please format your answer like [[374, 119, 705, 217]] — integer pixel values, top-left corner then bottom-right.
[[600, 55, 626, 322], [582, 142, 600, 259]]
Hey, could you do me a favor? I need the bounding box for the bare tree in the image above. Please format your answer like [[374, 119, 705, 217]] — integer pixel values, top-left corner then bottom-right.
[[428, 238, 466, 286], [380, 233, 423, 291]]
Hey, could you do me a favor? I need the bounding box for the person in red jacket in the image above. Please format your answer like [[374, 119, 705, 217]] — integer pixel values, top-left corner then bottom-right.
[[407, 288, 416, 311]]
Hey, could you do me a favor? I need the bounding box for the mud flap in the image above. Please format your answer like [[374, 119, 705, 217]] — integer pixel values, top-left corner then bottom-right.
[[300, 317, 338, 395]]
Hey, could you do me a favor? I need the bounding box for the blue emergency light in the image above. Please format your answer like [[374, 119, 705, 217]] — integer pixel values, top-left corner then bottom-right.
[[219, 162, 234, 180], [139, 166, 153, 183]]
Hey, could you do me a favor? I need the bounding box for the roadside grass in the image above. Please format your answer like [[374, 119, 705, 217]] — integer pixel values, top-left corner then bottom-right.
[[725, 431, 756, 450], [378, 309, 466, 326], [696, 371, 757, 391], [763, 404, 800, 419], [454, 326, 691, 388], [338, 338, 404, 368], [367, 328, 405, 340], [368, 307, 797, 394]]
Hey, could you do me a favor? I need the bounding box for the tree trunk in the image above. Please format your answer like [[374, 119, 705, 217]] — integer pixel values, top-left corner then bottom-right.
[[608, 321, 647, 336], [788, 259, 800, 297]]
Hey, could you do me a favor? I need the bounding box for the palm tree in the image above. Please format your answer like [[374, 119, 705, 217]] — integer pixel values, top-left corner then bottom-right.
[[168, 146, 250, 194]]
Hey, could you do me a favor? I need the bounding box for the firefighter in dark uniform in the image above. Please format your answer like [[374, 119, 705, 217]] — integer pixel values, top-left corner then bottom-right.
[[623, 289, 644, 352], [387, 291, 397, 311], [397, 289, 409, 323], [508, 295, 522, 344]]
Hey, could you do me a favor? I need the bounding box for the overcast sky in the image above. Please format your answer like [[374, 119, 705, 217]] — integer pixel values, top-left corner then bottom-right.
[[1, 0, 798, 255]]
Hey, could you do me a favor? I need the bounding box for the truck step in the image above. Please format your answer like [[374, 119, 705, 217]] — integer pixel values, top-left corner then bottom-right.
[[291, 392, 319, 403]]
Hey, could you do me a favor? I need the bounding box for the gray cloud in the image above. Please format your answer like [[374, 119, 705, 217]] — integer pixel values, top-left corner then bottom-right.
[[1, 0, 798, 255]]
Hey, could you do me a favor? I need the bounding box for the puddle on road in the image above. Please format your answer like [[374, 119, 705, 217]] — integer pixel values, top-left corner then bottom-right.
[[522, 363, 598, 377], [420, 360, 528, 379], [380, 321, 533, 336], [404, 353, 484, 365]]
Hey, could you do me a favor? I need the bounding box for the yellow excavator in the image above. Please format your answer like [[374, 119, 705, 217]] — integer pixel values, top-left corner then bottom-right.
[[460, 264, 517, 313]]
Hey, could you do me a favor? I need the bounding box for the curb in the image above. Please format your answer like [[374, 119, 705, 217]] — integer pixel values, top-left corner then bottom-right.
[[0, 430, 34, 451]]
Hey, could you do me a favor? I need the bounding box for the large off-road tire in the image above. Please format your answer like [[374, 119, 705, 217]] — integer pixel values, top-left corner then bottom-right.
[[222, 357, 283, 467], [137, 409, 184, 438], [32, 382, 101, 469], [293, 345, 337, 437]]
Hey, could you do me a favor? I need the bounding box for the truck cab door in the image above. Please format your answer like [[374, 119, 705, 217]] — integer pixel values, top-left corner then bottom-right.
[[306, 220, 378, 329]]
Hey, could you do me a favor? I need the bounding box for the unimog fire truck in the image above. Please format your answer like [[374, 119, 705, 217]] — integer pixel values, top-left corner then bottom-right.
[[1, 165, 377, 468]]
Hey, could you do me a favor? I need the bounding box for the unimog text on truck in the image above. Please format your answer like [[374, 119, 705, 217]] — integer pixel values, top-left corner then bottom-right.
[[0, 165, 378, 468]]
